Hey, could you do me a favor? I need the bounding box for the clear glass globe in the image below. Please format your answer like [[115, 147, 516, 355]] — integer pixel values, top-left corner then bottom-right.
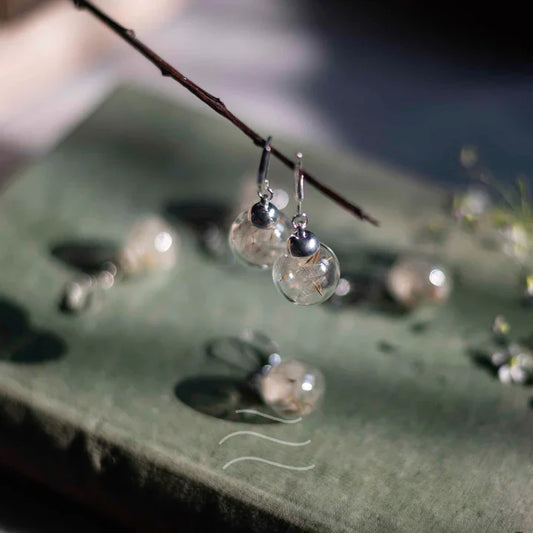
[[117, 216, 178, 275], [386, 256, 452, 308], [228, 209, 291, 269], [260, 359, 325, 417], [272, 243, 340, 305]]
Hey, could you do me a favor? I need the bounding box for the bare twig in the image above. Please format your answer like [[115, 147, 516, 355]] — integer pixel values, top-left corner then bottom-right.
[[72, 0, 379, 226]]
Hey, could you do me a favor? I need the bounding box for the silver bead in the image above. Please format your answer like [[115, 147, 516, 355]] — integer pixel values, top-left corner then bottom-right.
[[249, 201, 279, 229], [288, 227, 320, 258]]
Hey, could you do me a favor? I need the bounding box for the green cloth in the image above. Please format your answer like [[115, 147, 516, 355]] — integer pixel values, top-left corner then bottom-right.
[[1, 86, 532, 532]]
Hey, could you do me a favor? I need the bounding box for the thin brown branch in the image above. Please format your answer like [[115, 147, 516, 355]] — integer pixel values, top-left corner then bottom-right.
[[72, 0, 379, 226]]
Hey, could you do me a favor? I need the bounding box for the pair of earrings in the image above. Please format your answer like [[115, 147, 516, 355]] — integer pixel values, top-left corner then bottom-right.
[[229, 138, 341, 305]]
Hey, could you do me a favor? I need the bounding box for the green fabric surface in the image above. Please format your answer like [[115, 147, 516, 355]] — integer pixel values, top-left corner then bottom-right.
[[1, 86, 532, 532]]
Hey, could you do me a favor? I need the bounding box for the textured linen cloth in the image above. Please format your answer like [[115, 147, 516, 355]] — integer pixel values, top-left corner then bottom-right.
[[0, 87, 532, 532]]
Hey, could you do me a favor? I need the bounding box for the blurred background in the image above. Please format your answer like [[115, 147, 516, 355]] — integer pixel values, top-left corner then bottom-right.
[[1, 0, 532, 530], [2, 0, 533, 189]]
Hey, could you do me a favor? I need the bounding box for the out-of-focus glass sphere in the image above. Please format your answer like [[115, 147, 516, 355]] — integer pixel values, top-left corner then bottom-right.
[[273, 243, 340, 305], [260, 359, 325, 417], [228, 209, 291, 269], [117, 216, 178, 275], [386, 256, 451, 308]]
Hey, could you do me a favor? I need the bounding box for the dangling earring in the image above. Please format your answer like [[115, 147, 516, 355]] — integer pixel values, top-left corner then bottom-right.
[[228, 137, 291, 269], [273, 153, 340, 305]]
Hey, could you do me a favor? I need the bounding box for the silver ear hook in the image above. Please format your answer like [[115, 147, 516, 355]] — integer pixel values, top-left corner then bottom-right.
[[257, 136, 273, 202], [292, 152, 308, 229], [248, 136, 279, 229], [294, 152, 303, 214]]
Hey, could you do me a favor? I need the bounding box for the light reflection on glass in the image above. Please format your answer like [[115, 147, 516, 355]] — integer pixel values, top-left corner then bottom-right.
[[301, 373, 315, 392], [154, 231, 173, 253], [429, 268, 446, 287]]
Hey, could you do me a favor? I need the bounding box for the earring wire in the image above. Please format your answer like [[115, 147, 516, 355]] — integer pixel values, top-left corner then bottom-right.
[[257, 136, 273, 202], [294, 152, 303, 215], [292, 152, 308, 229]]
